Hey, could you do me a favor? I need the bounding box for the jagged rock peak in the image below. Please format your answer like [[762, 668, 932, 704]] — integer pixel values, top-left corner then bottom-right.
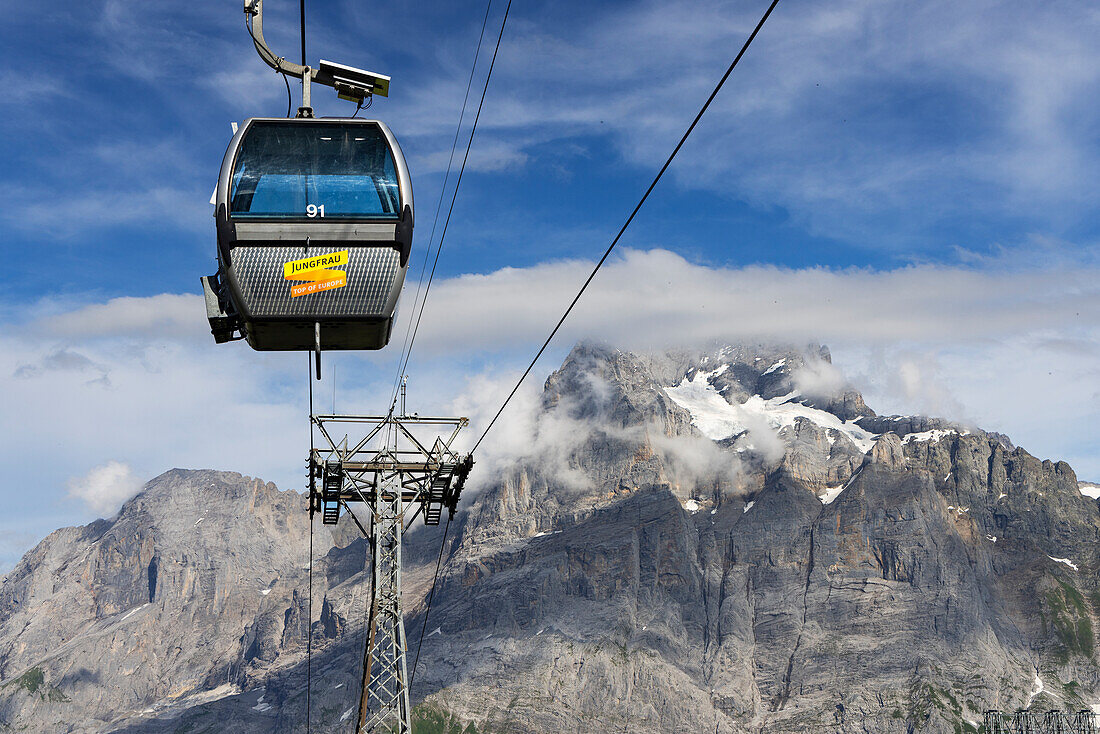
[[548, 341, 874, 418], [0, 468, 316, 732], [866, 432, 907, 470], [528, 342, 1032, 503]]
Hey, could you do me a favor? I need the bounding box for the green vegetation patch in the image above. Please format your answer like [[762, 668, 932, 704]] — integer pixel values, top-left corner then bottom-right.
[[412, 703, 482, 734], [907, 681, 963, 723], [13, 667, 44, 695], [1057, 579, 1089, 617], [1044, 580, 1095, 658], [939, 686, 961, 713], [905, 678, 986, 734], [0, 666, 70, 704], [1061, 680, 1090, 710]]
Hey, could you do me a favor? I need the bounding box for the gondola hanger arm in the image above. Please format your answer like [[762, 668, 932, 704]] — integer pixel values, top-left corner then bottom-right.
[[244, 0, 308, 78], [244, 0, 391, 116]]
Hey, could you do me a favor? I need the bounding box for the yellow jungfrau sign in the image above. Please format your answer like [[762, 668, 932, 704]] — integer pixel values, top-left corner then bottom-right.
[[283, 250, 349, 298]]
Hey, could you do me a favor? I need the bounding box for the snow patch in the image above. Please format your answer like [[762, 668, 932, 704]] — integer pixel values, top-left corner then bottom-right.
[[903, 429, 965, 443], [762, 358, 786, 375], [986, 535, 997, 543], [820, 484, 847, 505], [341, 707, 355, 722], [1048, 556, 1079, 571], [1025, 670, 1044, 708], [1079, 482, 1100, 500], [665, 371, 875, 452], [427, 627, 442, 638], [119, 603, 150, 623], [743, 501, 755, 514], [683, 499, 702, 513], [665, 369, 750, 441], [260, 588, 272, 596], [997, 492, 1007, 500]]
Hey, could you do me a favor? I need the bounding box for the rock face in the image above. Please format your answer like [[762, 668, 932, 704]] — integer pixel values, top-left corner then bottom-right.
[[1, 343, 1099, 733]]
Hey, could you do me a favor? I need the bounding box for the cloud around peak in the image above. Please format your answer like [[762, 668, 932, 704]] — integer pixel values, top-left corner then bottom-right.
[[67, 461, 144, 517]]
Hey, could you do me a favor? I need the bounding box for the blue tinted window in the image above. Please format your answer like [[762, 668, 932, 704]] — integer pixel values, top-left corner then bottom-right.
[[230, 122, 401, 219]]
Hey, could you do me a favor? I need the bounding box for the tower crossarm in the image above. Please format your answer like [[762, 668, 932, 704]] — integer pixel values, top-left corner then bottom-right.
[[306, 412, 473, 732]]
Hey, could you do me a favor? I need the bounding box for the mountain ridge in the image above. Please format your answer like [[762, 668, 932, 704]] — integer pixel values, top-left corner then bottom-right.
[[2, 342, 1099, 732]]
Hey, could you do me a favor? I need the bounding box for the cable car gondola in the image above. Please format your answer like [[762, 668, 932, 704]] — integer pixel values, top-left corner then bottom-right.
[[202, 116, 412, 352]]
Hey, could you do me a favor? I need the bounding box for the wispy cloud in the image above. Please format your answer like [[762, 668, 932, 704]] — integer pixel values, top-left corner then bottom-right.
[[7, 0, 1100, 262], [41, 294, 204, 340], [381, 0, 1100, 248], [0, 185, 211, 237]]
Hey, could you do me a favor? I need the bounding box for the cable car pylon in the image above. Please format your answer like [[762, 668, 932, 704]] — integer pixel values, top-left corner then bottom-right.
[[309, 405, 473, 732]]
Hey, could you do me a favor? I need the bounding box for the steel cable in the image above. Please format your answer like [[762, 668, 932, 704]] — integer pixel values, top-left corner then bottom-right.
[[299, 0, 306, 67], [471, 0, 781, 453], [244, 17, 293, 117], [386, 0, 496, 411], [393, 7, 513, 693], [389, 0, 513, 410], [408, 513, 453, 690], [306, 354, 315, 732]]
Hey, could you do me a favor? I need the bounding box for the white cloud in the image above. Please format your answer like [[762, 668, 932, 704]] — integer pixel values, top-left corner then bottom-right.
[[407, 249, 1100, 354], [449, 363, 742, 499], [419, 250, 1099, 478], [893, 352, 967, 420], [3, 248, 1100, 563], [0, 309, 310, 550], [67, 461, 144, 517], [792, 357, 848, 401], [0, 70, 68, 104], [448, 369, 542, 480], [42, 294, 204, 340]]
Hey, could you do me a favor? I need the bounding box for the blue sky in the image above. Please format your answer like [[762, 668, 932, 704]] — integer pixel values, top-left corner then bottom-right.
[[1, 0, 1099, 570]]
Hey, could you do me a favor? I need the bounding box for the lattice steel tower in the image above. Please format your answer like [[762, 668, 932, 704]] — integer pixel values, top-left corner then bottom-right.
[[309, 412, 472, 733]]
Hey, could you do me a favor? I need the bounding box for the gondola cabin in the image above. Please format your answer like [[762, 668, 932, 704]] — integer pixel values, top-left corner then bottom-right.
[[202, 117, 412, 351]]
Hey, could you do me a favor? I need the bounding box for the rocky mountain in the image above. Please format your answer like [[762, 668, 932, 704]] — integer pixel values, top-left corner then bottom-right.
[[2, 343, 1099, 733]]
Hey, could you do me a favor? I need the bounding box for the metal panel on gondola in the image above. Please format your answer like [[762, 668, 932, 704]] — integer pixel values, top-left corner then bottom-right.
[[202, 117, 413, 351]]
